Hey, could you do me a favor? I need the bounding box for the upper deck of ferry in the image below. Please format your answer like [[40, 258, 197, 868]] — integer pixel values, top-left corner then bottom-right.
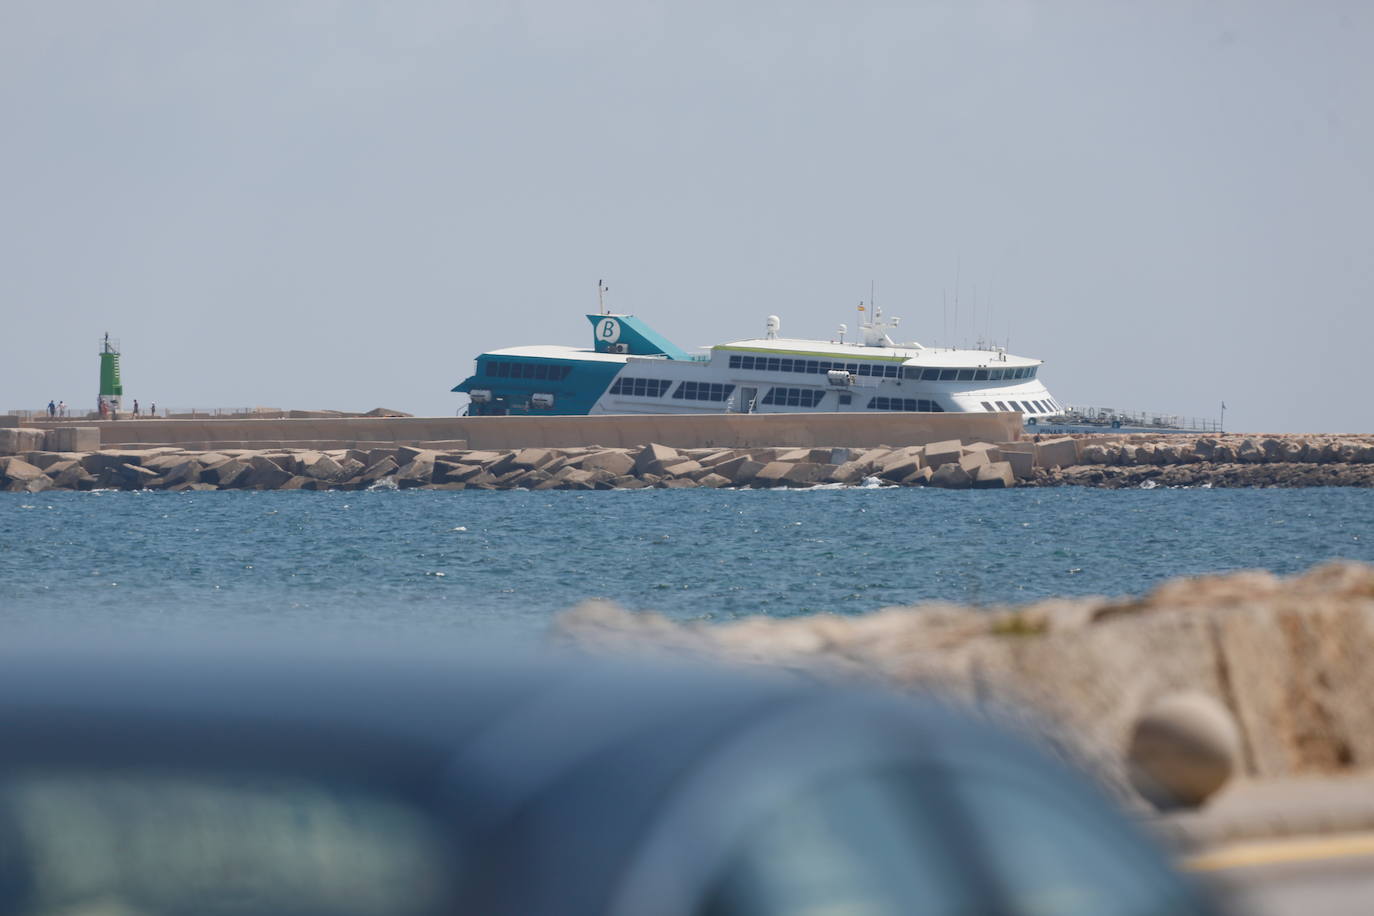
[[712, 336, 1040, 370]]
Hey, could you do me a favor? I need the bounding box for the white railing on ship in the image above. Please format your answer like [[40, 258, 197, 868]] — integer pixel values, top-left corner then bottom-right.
[[1056, 405, 1224, 433]]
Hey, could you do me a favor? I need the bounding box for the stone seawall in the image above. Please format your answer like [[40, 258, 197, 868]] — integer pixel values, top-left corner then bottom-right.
[[3, 433, 1374, 492], [551, 562, 1374, 799], [23, 411, 1024, 452]]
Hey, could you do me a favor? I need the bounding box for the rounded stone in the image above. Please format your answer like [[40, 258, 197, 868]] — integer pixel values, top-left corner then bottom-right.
[[1127, 692, 1241, 810]]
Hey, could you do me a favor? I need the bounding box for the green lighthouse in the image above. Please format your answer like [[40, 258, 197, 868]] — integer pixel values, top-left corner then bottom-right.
[[99, 332, 123, 413]]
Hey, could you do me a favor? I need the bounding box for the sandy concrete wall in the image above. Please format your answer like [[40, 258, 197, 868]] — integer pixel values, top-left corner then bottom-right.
[[77, 412, 1023, 450]]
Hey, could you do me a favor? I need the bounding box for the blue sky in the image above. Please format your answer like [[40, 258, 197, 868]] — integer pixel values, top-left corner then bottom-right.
[[2, 1, 1370, 432]]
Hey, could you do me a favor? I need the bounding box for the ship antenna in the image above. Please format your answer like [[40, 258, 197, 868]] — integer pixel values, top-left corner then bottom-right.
[[942, 290, 948, 348], [597, 278, 609, 315], [972, 282, 978, 349], [954, 257, 961, 347]]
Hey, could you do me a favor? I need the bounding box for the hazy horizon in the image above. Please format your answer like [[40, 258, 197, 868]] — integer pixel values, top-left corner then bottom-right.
[[3, 1, 1370, 433]]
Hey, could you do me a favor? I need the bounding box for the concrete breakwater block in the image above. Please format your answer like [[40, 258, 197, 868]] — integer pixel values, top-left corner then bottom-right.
[[0, 428, 45, 455], [924, 440, 963, 468], [43, 427, 99, 452], [973, 461, 1016, 489], [1034, 437, 1079, 469]]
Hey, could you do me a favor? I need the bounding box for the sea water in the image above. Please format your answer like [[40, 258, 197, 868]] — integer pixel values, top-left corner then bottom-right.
[[2, 487, 1371, 644]]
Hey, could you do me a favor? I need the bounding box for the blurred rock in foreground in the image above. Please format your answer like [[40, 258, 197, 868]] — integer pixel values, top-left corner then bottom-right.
[[552, 562, 1374, 801]]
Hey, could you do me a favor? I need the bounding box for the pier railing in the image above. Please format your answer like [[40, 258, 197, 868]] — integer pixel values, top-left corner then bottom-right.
[[7, 406, 287, 421], [1056, 405, 1224, 433]]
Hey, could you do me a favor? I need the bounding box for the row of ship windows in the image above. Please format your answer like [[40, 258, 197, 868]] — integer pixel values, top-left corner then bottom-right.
[[868, 398, 946, 412], [761, 387, 826, 408], [609, 377, 671, 398], [482, 360, 573, 381], [612, 377, 946, 411], [912, 365, 1038, 381], [672, 381, 735, 402], [726, 353, 1039, 381], [983, 398, 1058, 415], [484, 357, 1039, 387], [728, 354, 903, 377]]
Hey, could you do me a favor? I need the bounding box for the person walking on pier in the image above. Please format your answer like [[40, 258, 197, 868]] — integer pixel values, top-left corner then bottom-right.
[[58, 400, 66, 418], [149, 403, 156, 418], [47, 400, 55, 418], [132, 400, 140, 418]]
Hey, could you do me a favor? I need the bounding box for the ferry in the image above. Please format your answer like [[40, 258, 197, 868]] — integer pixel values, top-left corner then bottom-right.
[[453, 300, 1074, 424]]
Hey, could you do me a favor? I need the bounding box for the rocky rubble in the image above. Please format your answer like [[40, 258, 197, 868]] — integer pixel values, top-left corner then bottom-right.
[[2, 434, 1373, 492], [551, 562, 1374, 800]]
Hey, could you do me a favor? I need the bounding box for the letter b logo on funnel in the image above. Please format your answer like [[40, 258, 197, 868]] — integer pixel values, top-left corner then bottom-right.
[[599, 318, 621, 344]]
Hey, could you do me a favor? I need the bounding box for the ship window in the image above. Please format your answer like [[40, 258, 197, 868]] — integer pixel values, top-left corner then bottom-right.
[[995, 401, 1009, 411], [534, 364, 548, 379], [847, 363, 859, 374], [857, 364, 872, 376], [918, 368, 938, 381], [981, 402, 994, 411], [938, 369, 957, 381], [609, 377, 671, 398], [839, 394, 852, 405], [764, 358, 778, 371], [887, 365, 901, 378], [780, 358, 794, 372], [761, 387, 825, 408], [956, 369, 974, 381], [989, 369, 1004, 381], [973, 369, 989, 381], [673, 381, 735, 402], [866, 397, 945, 412], [729, 355, 741, 369]]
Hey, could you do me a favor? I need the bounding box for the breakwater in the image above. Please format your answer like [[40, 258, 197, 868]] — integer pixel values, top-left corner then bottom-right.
[[3, 433, 1374, 492]]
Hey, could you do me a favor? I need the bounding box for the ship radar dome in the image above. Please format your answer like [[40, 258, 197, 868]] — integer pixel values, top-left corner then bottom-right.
[[765, 315, 780, 339]]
